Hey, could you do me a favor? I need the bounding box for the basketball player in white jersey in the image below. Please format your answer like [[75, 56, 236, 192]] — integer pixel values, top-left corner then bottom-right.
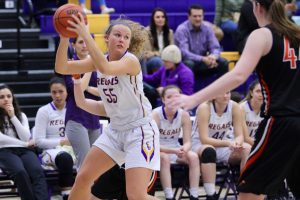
[[152, 85, 200, 200], [55, 16, 160, 200], [239, 80, 263, 146], [32, 76, 74, 200], [191, 92, 251, 200]]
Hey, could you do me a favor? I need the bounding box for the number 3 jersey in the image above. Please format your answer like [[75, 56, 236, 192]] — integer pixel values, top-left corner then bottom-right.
[[32, 102, 66, 149], [153, 106, 183, 148], [97, 52, 152, 131], [192, 100, 234, 145]]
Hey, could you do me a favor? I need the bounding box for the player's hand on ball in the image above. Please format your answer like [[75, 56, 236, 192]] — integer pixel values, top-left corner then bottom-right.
[[67, 13, 90, 37]]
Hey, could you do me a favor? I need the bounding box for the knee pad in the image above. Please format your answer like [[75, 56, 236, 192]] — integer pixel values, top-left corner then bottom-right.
[[55, 152, 74, 170], [201, 147, 216, 163]]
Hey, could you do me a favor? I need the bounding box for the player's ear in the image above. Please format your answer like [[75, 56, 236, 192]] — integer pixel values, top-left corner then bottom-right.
[[104, 34, 109, 43]]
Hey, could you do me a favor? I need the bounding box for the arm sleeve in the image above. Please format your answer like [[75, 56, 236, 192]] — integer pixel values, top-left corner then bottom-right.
[[179, 69, 195, 95], [10, 113, 31, 141], [0, 133, 27, 147], [143, 67, 163, 87], [174, 26, 203, 62], [33, 107, 61, 149]]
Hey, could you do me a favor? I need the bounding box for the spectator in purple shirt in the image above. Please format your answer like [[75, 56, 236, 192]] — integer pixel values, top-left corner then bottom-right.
[[143, 45, 194, 108], [174, 5, 228, 86]]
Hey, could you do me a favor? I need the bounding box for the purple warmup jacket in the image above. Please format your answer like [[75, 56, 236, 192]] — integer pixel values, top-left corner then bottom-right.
[[143, 62, 194, 95], [63, 53, 100, 130]]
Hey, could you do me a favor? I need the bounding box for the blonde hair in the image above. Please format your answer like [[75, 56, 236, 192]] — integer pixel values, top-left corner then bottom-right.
[[105, 17, 148, 58]]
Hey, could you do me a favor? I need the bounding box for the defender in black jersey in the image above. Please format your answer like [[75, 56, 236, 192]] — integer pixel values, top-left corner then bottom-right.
[[91, 164, 157, 200], [169, 0, 300, 199]]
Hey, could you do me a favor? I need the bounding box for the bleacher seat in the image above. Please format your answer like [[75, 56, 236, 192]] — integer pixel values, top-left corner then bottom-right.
[[220, 51, 240, 71]]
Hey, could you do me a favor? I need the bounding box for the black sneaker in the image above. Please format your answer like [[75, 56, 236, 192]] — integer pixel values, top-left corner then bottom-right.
[[206, 193, 218, 200], [166, 198, 175, 200], [190, 196, 199, 200]]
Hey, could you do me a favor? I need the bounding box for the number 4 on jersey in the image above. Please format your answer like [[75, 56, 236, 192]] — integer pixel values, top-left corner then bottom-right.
[[283, 36, 297, 69]]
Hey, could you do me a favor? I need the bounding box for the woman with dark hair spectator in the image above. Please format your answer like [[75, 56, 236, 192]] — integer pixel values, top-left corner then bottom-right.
[[143, 7, 174, 74], [0, 84, 48, 200]]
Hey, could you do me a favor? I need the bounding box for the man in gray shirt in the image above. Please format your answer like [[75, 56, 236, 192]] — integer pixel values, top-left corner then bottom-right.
[[174, 4, 228, 91]]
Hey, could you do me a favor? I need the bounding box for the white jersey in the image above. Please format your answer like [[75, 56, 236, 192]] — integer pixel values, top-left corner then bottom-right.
[[97, 52, 152, 130], [153, 106, 183, 148], [33, 102, 66, 149], [240, 101, 263, 138], [192, 100, 234, 144]]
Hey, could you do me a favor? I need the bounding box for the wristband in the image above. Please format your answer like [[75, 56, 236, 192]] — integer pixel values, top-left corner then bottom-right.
[[72, 74, 81, 79], [72, 78, 81, 84]]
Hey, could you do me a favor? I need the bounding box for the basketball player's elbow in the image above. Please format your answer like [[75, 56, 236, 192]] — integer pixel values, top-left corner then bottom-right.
[[54, 63, 66, 74], [75, 99, 85, 110]]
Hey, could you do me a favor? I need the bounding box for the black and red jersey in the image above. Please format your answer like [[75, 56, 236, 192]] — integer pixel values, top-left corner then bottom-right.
[[256, 26, 300, 117]]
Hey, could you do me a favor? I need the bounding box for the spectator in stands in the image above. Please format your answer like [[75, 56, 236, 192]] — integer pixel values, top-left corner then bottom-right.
[[143, 7, 174, 74], [79, 0, 115, 14], [214, 0, 244, 50], [174, 4, 228, 88], [191, 91, 251, 200], [63, 36, 101, 170], [235, 0, 259, 54], [0, 84, 48, 200], [143, 45, 194, 108], [33, 76, 74, 200], [239, 80, 263, 146], [152, 85, 200, 200]]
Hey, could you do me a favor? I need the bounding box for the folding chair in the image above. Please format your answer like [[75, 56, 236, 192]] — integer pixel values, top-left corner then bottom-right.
[[171, 163, 190, 199], [216, 164, 239, 200]]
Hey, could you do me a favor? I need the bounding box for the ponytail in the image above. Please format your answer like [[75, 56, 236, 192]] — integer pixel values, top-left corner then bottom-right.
[[260, 0, 300, 46]]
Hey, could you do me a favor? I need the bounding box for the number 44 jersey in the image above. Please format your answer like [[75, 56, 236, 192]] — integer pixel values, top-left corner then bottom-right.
[[191, 100, 235, 145]]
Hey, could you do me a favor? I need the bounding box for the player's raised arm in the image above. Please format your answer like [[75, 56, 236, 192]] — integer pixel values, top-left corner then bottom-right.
[[73, 75, 107, 117]]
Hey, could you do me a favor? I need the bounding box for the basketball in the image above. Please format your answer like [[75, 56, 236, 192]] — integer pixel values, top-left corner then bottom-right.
[[53, 3, 88, 38]]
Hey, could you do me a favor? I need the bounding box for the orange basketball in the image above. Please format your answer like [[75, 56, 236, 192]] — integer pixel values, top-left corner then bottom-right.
[[53, 3, 88, 38]]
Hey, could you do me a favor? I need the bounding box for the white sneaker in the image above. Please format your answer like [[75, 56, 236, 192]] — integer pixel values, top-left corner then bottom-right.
[[83, 7, 93, 14], [101, 7, 115, 14]]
